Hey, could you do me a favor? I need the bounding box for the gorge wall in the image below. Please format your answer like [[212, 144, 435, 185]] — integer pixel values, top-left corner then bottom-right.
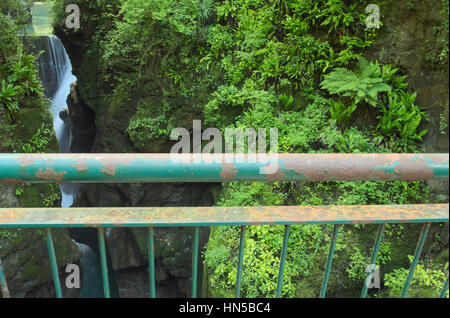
[[0, 34, 81, 298], [56, 30, 217, 298], [368, 0, 449, 199]]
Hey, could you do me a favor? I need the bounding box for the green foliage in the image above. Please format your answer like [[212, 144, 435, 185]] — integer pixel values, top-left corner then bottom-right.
[[1, 11, 46, 123], [319, 125, 377, 153], [0, 13, 21, 64], [376, 92, 429, 151], [0, 0, 33, 28], [328, 100, 357, 123], [21, 123, 53, 153], [0, 79, 20, 121], [40, 184, 61, 207], [126, 115, 170, 150], [205, 218, 325, 297], [321, 57, 429, 151], [0, 3, 56, 153], [47, 0, 445, 299], [15, 184, 25, 196], [321, 57, 391, 108], [384, 258, 449, 298], [425, 0, 449, 65]]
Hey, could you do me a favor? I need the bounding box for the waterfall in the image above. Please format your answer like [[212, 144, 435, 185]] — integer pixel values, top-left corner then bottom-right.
[[35, 36, 69, 99], [36, 35, 118, 298], [36, 35, 77, 208]]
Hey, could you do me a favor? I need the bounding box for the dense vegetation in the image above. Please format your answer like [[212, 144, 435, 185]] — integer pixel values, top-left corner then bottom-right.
[[1, 0, 447, 298], [0, 1, 76, 293], [49, 0, 449, 298], [0, 1, 60, 207]]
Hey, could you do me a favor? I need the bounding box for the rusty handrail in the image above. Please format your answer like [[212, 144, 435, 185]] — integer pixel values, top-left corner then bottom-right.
[[0, 153, 448, 183]]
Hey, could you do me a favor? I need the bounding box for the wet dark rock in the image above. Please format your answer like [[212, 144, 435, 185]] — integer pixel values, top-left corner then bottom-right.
[[59, 108, 69, 121], [66, 82, 96, 153]]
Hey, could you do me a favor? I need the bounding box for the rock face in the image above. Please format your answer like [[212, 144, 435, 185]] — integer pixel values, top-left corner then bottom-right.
[[366, 0, 449, 197], [0, 228, 82, 298], [70, 182, 214, 297], [0, 183, 82, 298], [60, 59, 216, 298], [66, 82, 96, 153]]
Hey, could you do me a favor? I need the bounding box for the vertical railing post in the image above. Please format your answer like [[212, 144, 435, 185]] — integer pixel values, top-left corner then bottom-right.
[[148, 227, 156, 298], [235, 225, 246, 298], [401, 223, 431, 298], [440, 276, 449, 298], [46, 228, 63, 298], [361, 224, 385, 298], [276, 225, 291, 298], [192, 226, 199, 298], [0, 258, 11, 298], [98, 228, 111, 298], [320, 224, 340, 298]]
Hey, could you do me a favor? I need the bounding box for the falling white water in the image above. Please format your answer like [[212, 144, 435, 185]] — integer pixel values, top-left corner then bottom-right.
[[38, 35, 78, 208], [49, 58, 75, 154]]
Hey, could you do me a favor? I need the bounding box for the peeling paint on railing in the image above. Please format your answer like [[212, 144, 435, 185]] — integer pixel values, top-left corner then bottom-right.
[[0, 204, 448, 228], [0, 153, 448, 183]]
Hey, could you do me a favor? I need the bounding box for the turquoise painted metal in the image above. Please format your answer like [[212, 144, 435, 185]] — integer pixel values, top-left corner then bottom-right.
[[440, 276, 449, 298], [361, 224, 385, 298], [235, 225, 246, 298], [401, 223, 431, 298], [191, 227, 199, 298], [46, 228, 62, 298], [320, 224, 340, 298], [0, 258, 10, 298], [276, 225, 291, 298], [98, 228, 111, 298], [0, 153, 447, 183], [0, 153, 448, 299], [148, 227, 156, 298]]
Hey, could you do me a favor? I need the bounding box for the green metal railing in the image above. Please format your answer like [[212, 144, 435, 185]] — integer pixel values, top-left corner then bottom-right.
[[0, 153, 449, 299]]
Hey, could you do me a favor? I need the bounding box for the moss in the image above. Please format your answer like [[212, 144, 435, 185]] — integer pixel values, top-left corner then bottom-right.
[[14, 106, 58, 152], [77, 49, 102, 112], [133, 228, 148, 260], [17, 183, 61, 208], [1, 228, 81, 286], [0, 122, 16, 152], [434, 248, 449, 265]]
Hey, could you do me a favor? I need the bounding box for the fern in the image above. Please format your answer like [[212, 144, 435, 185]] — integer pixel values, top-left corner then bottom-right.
[[376, 92, 429, 151], [320, 57, 391, 107]]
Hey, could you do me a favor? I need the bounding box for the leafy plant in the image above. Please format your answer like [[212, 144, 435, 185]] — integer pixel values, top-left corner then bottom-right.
[[384, 257, 449, 298], [320, 57, 391, 109], [197, 0, 216, 25], [328, 100, 357, 123], [21, 123, 53, 153], [0, 79, 19, 122], [376, 92, 429, 151], [279, 93, 294, 110], [126, 115, 170, 150]]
